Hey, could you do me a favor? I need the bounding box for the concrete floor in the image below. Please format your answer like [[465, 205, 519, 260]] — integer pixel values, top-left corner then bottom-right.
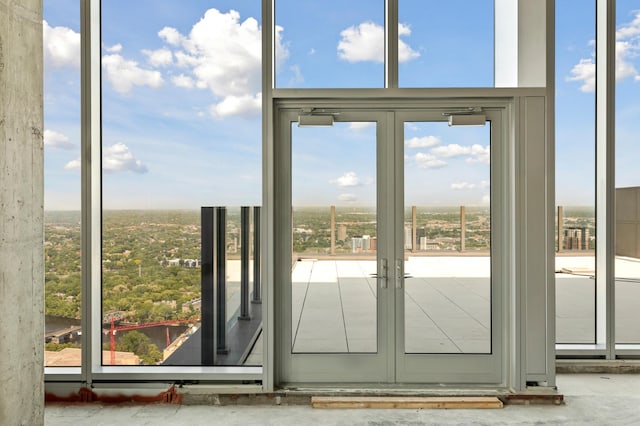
[[44, 375, 640, 425]]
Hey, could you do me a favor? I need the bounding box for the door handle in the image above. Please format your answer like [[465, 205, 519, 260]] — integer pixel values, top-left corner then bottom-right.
[[395, 259, 403, 289], [377, 258, 388, 289]]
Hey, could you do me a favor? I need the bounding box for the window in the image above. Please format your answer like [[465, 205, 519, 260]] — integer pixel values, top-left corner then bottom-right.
[[399, 0, 494, 87], [275, 0, 384, 88], [100, 0, 262, 367], [43, 0, 82, 367], [615, 6, 640, 346], [555, 0, 596, 345]]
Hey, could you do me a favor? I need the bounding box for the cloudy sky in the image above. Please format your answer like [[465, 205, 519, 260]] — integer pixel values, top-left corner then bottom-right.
[[43, 1, 640, 210]]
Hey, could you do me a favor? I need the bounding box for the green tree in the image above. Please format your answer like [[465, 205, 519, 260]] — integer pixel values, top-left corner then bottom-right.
[[116, 330, 163, 365]]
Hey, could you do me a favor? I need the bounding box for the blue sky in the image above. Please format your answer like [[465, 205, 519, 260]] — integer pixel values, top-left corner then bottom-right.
[[43, 1, 640, 210]]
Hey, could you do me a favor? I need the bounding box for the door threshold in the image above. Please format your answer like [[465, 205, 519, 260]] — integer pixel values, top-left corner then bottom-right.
[[275, 384, 563, 405]]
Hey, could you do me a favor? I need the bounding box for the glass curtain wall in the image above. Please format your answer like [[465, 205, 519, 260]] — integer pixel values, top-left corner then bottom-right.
[[274, 0, 384, 88], [44, 0, 82, 367], [615, 5, 640, 346], [398, 0, 494, 87], [555, 0, 597, 345], [100, 0, 262, 367]]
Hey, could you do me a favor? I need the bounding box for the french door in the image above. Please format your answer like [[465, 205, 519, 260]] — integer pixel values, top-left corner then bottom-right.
[[274, 103, 506, 385]]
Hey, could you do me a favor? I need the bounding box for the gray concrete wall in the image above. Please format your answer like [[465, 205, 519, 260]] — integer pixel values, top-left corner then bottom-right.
[[616, 187, 640, 259], [0, 0, 44, 424]]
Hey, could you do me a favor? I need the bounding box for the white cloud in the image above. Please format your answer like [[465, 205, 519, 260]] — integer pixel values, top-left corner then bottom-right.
[[64, 159, 80, 171], [466, 145, 490, 164], [44, 130, 74, 150], [398, 24, 421, 63], [102, 143, 148, 174], [431, 144, 489, 164], [143, 48, 173, 67], [338, 194, 357, 202], [157, 8, 288, 118], [567, 58, 595, 92], [349, 122, 375, 131], [209, 93, 262, 118], [43, 20, 80, 69], [414, 153, 446, 169], [289, 64, 304, 86], [451, 182, 475, 190], [617, 12, 640, 39], [569, 11, 640, 92], [451, 180, 489, 190], [616, 39, 639, 81], [105, 43, 123, 53], [337, 22, 419, 63], [172, 74, 196, 89], [481, 194, 491, 205], [405, 135, 440, 148], [158, 27, 185, 46], [330, 172, 361, 187], [102, 54, 164, 94], [431, 143, 469, 158]]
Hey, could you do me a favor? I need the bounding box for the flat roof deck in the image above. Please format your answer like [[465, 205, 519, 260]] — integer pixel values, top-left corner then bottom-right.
[[285, 256, 640, 353]]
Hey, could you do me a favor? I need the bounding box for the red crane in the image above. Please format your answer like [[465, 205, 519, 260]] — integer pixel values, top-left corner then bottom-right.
[[108, 318, 187, 365]]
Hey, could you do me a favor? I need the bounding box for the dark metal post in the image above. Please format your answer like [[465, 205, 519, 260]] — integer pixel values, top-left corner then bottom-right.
[[252, 206, 261, 303], [215, 207, 228, 354], [239, 206, 251, 320], [200, 207, 215, 365]]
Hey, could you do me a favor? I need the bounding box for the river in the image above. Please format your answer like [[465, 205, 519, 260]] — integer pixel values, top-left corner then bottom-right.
[[46, 315, 189, 351]]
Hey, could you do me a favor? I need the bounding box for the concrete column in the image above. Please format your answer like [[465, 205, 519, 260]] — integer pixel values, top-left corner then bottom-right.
[[0, 0, 44, 424]]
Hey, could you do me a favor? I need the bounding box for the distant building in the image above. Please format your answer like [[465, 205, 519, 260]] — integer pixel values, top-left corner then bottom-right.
[[338, 224, 347, 240], [563, 227, 590, 250], [182, 298, 202, 313], [183, 259, 200, 268], [351, 235, 375, 253], [404, 225, 412, 250]]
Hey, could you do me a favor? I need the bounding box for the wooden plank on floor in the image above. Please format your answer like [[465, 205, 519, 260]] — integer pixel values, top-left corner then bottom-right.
[[311, 396, 503, 409]]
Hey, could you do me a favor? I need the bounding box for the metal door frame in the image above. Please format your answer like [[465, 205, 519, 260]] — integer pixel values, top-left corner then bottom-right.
[[273, 98, 513, 387]]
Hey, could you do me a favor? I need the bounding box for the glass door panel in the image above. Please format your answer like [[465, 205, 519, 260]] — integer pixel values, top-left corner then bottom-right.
[[291, 122, 378, 353], [403, 122, 491, 354], [395, 110, 502, 385], [277, 109, 391, 384]]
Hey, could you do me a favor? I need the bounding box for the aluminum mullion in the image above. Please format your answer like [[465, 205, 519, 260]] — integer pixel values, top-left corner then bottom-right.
[[595, 0, 616, 360], [262, 0, 275, 392], [79, 0, 103, 386], [385, 0, 399, 88]]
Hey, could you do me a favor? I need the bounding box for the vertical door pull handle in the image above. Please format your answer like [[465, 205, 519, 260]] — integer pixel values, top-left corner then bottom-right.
[[395, 259, 403, 289], [379, 258, 388, 289]]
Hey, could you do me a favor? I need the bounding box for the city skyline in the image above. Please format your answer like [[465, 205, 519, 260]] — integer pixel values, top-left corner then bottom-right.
[[43, 1, 640, 210]]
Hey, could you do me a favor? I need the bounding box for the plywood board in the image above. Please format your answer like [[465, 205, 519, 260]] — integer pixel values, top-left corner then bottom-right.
[[311, 396, 503, 409]]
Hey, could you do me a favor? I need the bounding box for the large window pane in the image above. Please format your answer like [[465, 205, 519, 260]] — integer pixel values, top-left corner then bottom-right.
[[275, 0, 384, 88], [555, 0, 596, 345], [101, 1, 262, 366], [44, 0, 82, 367], [615, 7, 640, 345], [399, 0, 494, 88]]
